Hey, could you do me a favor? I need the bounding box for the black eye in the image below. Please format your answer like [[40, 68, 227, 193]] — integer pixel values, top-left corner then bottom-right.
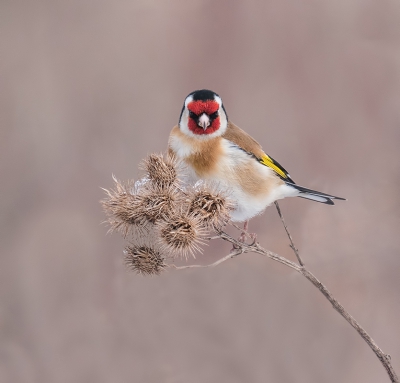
[[209, 111, 218, 119], [189, 110, 199, 121]]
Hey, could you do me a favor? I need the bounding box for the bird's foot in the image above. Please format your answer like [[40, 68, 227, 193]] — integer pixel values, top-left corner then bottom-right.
[[238, 231, 247, 244], [232, 220, 257, 249], [237, 231, 257, 245], [248, 232, 257, 245]]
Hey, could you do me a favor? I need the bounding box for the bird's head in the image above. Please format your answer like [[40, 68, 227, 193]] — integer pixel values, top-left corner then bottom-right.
[[179, 89, 228, 138]]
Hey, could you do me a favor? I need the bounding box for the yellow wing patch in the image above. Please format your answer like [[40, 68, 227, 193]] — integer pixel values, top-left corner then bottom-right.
[[260, 154, 290, 180]]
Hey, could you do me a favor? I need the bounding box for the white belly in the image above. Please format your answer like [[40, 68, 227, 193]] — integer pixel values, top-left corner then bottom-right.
[[228, 183, 294, 222]]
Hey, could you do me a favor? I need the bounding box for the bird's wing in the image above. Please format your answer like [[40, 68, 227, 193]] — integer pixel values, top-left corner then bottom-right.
[[223, 122, 295, 183]]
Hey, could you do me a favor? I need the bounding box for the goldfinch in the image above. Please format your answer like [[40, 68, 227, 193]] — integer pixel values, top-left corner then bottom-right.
[[168, 89, 345, 223]]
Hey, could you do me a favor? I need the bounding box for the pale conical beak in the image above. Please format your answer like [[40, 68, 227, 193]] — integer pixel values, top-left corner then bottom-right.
[[198, 113, 210, 130]]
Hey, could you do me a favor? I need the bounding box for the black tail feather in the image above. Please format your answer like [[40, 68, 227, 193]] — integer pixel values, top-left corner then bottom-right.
[[286, 182, 346, 205]]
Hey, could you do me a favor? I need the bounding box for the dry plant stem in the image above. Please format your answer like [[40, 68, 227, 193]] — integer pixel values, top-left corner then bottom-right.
[[171, 248, 242, 269], [274, 201, 304, 266], [301, 268, 398, 383], [271, 204, 397, 380], [176, 229, 399, 383]]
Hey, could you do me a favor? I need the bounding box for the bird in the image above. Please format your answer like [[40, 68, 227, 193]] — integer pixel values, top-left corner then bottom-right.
[[168, 89, 345, 230]]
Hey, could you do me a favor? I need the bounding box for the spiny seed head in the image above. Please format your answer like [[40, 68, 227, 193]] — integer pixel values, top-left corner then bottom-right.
[[141, 153, 178, 189], [188, 186, 234, 228], [124, 245, 167, 275], [101, 178, 148, 236], [157, 213, 206, 259], [139, 184, 180, 223]]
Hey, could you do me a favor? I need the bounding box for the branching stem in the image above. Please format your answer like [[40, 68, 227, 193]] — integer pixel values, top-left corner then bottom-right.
[[172, 225, 399, 383], [274, 201, 303, 266]]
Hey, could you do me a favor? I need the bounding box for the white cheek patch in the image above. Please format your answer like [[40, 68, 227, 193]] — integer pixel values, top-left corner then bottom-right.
[[179, 94, 193, 137], [179, 110, 191, 136], [218, 106, 228, 135], [214, 95, 222, 105], [213, 95, 228, 135], [184, 94, 194, 108]]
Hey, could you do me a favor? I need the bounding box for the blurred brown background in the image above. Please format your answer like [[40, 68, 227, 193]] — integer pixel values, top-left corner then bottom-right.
[[1, 1, 400, 382]]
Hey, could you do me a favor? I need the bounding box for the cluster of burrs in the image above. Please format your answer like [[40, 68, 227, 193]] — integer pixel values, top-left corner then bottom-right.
[[101, 153, 235, 275]]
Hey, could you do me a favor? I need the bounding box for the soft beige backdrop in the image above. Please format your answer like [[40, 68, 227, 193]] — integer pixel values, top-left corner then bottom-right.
[[1, 1, 400, 382]]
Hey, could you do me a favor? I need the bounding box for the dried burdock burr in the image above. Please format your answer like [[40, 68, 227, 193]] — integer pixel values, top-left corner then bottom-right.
[[141, 153, 179, 189], [101, 177, 148, 236], [124, 245, 167, 275], [157, 213, 206, 259], [140, 184, 181, 223], [188, 184, 234, 228]]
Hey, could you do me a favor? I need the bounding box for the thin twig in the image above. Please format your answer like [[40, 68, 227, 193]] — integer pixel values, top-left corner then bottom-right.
[[300, 268, 398, 382], [170, 248, 242, 269], [205, 236, 221, 240], [231, 222, 243, 232], [274, 201, 304, 266]]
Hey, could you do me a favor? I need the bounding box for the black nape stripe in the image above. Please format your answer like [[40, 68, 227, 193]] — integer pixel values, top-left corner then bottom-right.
[[178, 103, 186, 123]]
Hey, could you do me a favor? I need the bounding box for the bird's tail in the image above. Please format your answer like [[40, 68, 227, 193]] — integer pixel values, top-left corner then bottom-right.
[[286, 182, 346, 205]]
